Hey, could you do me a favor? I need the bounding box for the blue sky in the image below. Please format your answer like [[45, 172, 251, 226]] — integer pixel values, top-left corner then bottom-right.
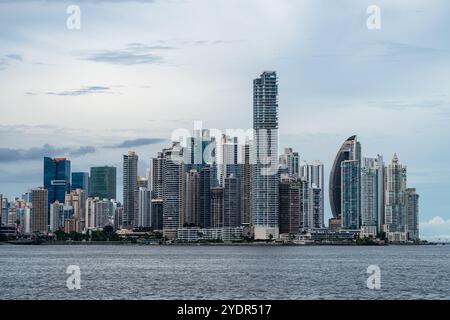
[[0, 0, 449, 240]]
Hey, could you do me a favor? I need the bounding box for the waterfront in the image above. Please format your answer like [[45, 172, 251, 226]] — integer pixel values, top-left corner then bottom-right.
[[0, 245, 449, 300]]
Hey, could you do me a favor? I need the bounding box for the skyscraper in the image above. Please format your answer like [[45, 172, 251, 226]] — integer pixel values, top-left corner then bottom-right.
[[31, 187, 48, 234], [162, 143, 184, 239], [300, 160, 325, 229], [223, 174, 240, 228], [90, 166, 117, 200], [405, 188, 419, 241], [211, 187, 224, 228], [240, 143, 251, 225], [123, 151, 138, 228], [151, 153, 165, 200], [341, 160, 360, 229], [385, 154, 407, 234], [71, 172, 89, 192], [184, 169, 200, 226], [361, 155, 385, 234], [329, 136, 361, 227], [0, 193, 3, 225], [278, 177, 300, 236], [136, 187, 152, 228], [199, 166, 211, 228], [65, 188, 87, 232], [251, 71, 279, 240], [43, 157, 71, 219]]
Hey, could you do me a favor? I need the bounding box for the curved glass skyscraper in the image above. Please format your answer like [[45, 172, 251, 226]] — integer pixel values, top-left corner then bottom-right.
[[329, 135, 361, 221]]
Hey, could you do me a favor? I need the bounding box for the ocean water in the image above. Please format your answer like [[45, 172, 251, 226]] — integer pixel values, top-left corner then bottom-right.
[[0, 244, 449, 300]]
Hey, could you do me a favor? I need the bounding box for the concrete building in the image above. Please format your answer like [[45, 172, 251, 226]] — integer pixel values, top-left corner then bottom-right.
[[31, 187, 48, 234], [123, 151, 138, 228]]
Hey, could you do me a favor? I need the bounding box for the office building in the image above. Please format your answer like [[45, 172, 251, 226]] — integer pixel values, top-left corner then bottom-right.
[[43, 157, 71, 219], [72, 172, 89, 192], [405, 188, 419, 241], [223, 174, 240, 228], [90, 166, 117, 200], [279, 177, 300, 236]]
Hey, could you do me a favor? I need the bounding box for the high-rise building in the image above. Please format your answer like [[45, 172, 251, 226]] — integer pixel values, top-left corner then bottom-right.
[[361, 155, 385, 234], [211, 187, 224, 228], [329, 136, 361, 227], [278, 177, 300, 236], [43, 157, 71, 220], [123, 151, 138, 228], [31, 187, 48, 234], [280, 148, 300, 178], [384, 154, 407, 234], [135, 187, 152, 228], [90, 166, 117, 200], [72, 172, 89, 193], [0, 193, 3, 225], [300, 160, 324, 229], [405, 188, 419, 241], [151, 153, 165, 200], [251, 71, 279, 240], [49, 201, 64, 232], [151, 199, 164, 231], [223, 174, 240, 228], [184, 169, 200, 226], [240, 143, 252, 225], [341, 160, 360, 229], [162, 143, 185, 239], [199, 166, 211, 228], [65, 188, 87, 232]]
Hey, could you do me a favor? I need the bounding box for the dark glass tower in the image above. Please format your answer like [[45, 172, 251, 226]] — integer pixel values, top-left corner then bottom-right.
[[328, 136, 361, 220], [43, 157, 71, 219], [72, 172, 89, 192], [90, 166, 117, 200]]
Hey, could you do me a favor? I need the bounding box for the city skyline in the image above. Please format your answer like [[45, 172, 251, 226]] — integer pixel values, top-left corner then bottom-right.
[[1, 0, 450, 240]]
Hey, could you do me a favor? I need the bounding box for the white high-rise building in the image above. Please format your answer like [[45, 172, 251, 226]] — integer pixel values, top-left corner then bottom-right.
[[251, 71, 279, 240], [136, 187, 152, 228], [361, 155, 385, 235]]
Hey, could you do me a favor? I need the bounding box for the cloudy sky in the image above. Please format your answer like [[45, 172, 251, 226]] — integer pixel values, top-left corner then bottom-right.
[[1, 0, 449, 240]]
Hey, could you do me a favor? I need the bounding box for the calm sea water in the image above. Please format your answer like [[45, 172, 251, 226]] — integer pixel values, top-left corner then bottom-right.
[[0, 244, 449, 300]]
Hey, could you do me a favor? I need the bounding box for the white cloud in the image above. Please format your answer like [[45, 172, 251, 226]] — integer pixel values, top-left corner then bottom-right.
[[420, 216, 450, 241]]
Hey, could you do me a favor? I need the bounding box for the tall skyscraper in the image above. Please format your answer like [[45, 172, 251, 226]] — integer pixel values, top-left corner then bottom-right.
[[329, 136, 361, 227], [251, 71, 279, 240], [43, 157, 71, 219], [90, 166, 117, 200], [199, 166, 211, 228], [385, 154, 407, 234], [123, 151, 138, 228], [361, 155, 385, 234], [300, 160, 325, 229], [278, 177, 300, 236], [150, 153, 165, 200], [405, 188, 419, 241], [162, 143, 184, 239], [341, 160, 360, 229], [211, 187, 224, 228], [223, 174, 240, 228], [31, 187, 48, 234], [184, 169, 200, 226], [240, 143, 251, 225], [71, 172, 89, 192], [136, 187, 152, 228]]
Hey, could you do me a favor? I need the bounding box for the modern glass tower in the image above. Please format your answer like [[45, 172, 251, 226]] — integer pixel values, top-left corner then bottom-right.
[[123, 151, 138, 228], [251, 71, 279, 240], [72, 172, 89, 192], [43, 157, 71, 220], [361, 155, 385, 234], [329, 136, 361, 222], [89, 166, 117, 200], [341, 160, 361, 229]]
